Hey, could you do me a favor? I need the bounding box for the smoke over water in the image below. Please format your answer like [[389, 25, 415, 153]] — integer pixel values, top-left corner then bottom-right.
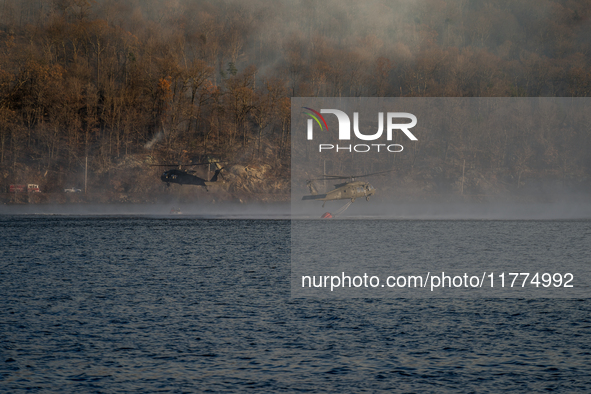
[[291, 200, 591, 220], [0, 202, 290, 219], [4, 199, 591, 220]]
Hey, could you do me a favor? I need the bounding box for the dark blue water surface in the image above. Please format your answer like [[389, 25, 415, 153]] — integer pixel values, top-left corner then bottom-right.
[[292, 220, 591, 298], [1, 216, 591, 392]]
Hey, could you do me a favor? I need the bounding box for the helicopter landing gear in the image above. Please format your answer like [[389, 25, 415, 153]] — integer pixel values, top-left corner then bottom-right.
[[366, 196, 370, 201], [351, 198, 356, 203]]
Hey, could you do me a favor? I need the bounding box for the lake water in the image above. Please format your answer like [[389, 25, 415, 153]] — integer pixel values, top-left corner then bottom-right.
[[292, 219, 591, 298], [1, 216, 590, 392]]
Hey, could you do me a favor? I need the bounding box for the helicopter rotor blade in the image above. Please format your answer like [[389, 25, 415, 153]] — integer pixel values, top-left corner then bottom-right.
[[307, 175, 346, 181], [150, 161, 226, 167], [347, 169, 395, 178], [307, 169, 394, 181]]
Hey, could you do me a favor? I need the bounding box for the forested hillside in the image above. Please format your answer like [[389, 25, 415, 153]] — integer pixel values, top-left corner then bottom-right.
[[0, 0, 590, 201]]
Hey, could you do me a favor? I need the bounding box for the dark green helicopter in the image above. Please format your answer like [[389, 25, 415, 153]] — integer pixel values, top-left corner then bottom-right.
[[153, 160, 225, 190], [302, 170, 393, 207]]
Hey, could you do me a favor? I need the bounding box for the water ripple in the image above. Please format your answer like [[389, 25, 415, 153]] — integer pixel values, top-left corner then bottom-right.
[[0, 217, 590, 392]]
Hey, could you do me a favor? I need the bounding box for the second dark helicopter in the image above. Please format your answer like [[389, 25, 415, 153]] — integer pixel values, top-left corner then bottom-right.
[[154, 161, 225, 189]]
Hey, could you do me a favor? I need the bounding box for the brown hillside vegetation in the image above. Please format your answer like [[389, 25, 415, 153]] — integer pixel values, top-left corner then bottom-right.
[[0, 0, 590, 202]]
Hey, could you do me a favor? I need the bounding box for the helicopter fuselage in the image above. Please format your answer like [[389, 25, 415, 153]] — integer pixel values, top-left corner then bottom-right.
[[161, 169, 208, 186], [302, 180, 376, 203]]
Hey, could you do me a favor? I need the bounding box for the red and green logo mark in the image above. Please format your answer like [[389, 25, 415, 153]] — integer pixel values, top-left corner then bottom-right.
[[302, 107, 328, 132]]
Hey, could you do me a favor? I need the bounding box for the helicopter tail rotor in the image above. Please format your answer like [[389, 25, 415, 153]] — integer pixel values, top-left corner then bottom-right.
[[306, 180, 319, 195], [210, 168, 224, 182]]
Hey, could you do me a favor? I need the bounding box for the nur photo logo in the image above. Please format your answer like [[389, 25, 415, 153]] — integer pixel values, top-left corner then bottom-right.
[[303, 107, 418, 153]]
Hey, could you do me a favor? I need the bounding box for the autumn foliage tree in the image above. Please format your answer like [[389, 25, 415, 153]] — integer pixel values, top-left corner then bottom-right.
[[0, 0, 589, 193]]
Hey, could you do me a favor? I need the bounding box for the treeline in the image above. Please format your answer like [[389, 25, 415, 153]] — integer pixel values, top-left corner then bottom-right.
[[0, 0, 590, 191]]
